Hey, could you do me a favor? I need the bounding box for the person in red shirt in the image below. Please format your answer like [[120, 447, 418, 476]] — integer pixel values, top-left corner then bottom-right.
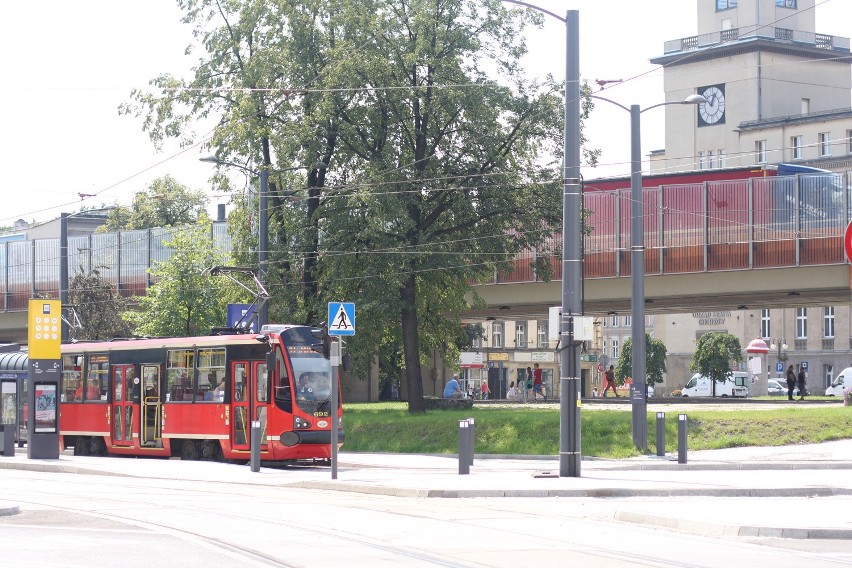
[[602, 365, 620, 397], [480, 380, 489, 400]]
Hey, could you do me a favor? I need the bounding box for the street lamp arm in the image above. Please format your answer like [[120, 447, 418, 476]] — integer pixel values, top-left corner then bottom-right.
[[588, 94, 630, 113], [589, 94, 708, 115], [499, 0, 565, 22]]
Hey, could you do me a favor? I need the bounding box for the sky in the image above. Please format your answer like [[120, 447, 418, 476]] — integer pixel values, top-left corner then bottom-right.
[[1, 0, 850, 227]]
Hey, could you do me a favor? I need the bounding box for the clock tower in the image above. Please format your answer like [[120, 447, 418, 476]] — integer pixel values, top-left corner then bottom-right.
[[650, 0, 852, 171]]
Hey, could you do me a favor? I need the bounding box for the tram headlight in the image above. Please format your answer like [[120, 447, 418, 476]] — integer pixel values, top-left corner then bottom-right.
[[294, 416, 311, 429]]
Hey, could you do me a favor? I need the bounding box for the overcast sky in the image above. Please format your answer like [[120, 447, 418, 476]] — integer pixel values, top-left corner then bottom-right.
[[1, 0, 849, 226]]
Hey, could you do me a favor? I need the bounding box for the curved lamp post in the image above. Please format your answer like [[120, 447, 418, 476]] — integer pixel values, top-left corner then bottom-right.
[[589, 93, 707, 448], [200, 156, 327, 329]]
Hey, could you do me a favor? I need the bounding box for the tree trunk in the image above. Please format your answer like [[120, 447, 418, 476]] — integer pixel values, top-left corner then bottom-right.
[[400, 274, 425, 413]]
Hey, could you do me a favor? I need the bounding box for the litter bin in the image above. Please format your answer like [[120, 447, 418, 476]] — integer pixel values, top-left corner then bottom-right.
[[0, 424, 14, 457]]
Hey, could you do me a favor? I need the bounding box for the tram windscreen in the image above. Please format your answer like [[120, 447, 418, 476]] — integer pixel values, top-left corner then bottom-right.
[[289, 349, 333, 415]]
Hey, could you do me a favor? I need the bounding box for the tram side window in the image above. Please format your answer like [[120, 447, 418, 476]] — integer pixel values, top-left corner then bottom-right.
[[257, 362, 268, 403], [198, 348, 226, 402], [273, 348, 290, 401], [166, 349, 194, 402], [86, 354, 109, 402], [142, 365, 160, 400], [62, 354, 83, 402]]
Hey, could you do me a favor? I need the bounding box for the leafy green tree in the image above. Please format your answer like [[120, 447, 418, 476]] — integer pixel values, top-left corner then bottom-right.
[[690, 332, 744, 397], [100, 176, 208, 232], [68, 268, 134, 341], [123, 220, 234, 337], [121, 0, 597, 413], [614, 334, 668, 388]]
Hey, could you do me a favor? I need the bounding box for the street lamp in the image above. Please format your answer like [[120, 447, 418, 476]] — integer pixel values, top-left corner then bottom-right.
[[770, 338, 788, 372], [589, 93, 707, 449], [199, 156, 327, 329]]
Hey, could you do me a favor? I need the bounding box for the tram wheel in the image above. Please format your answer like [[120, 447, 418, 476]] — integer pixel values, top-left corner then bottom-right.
[[180, 440, 200, 461], [72, 437, 89, 456], [201, 440, 223, 462]]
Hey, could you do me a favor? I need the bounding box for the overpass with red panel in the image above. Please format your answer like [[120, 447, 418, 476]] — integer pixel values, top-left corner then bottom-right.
[[470, 167, 852, 320]]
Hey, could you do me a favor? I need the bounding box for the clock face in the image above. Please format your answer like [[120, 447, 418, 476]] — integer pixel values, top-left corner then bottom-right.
[[698, 85, 726, 126]]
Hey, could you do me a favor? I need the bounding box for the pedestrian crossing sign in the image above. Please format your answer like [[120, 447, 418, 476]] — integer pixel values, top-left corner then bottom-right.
[[328, 302, 355, 336]]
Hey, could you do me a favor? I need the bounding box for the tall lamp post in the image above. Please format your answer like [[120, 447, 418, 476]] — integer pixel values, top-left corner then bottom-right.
[[770, 338, 788, 374], [589, 93, 707, 449], [500, 1, 581, 477], [200, 156, 327, 329]]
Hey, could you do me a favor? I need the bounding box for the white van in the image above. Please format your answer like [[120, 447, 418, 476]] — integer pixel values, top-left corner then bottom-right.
[[681, 371, 749, 398], [825, 367, 852, 397]]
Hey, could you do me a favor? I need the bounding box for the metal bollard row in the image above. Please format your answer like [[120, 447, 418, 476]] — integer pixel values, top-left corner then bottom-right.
[[655, 412, 665, 457], [678, 413, 688, 464]]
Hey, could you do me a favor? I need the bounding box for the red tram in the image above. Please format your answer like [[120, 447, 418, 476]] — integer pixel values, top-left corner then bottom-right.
[[59, 324, 342, 462]]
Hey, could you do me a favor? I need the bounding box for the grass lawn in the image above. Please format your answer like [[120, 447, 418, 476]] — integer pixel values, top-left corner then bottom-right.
[[341, 402, 852, 459]]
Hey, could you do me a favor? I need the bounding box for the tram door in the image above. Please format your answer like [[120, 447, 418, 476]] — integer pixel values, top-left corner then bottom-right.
[[111, 365, 136, 446], [230, 361, 269, 452], [140, 364, 162, 447]]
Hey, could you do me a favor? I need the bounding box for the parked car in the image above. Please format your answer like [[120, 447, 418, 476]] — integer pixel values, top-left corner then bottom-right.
[[767, 379, 786, 396], [825, 367, 852, 397]]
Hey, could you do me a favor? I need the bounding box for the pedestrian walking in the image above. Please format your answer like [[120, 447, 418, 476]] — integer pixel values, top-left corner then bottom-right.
[[797, 365, 807, 401], [481, 380, 489, 400], [602, 365, 619, 397], [785, 364, 796, 401]]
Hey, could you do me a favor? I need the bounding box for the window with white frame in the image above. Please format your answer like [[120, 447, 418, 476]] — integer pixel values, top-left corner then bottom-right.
[[795, 308, 807, 339], [698, 151, 705, 169], [825, 365, 834, 388], [823, 306, 835, 338], [791, 135, 803, 160], [515, 322, 527, 348], [537, 320, 547, 348], [611, 338, 619, 359], [491, 321, 503, 348], [708, 150, 715, 169], [718, 149, 726, 168], [755, 140, 767, 163], [610, 315, 618, 327], [716, 0, 737, 10], [819, 132, 831, 156], [624, 316, 631, 328], [760, 309, 771, 339]]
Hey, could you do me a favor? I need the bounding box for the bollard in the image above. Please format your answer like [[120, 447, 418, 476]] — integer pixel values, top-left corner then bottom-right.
[[467, 417, 475, 466], [655, 412, 665, 457], [250, 420, 261, 472], [458, 420, 470, 475], [0, 424, 14, 457], [677, 413, 688, 464]]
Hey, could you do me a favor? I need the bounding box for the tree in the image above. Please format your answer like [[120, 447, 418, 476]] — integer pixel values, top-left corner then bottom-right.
[[690, 332, 744, 397], [123, 220, 235, 337], [121, 0, 597, 413], [614, 334, 668, 388], [68, 268, 134, 341], [100, 175, 208, 232]]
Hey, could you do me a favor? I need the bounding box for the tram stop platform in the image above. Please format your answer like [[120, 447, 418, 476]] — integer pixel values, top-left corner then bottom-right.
[[2, 440, 852, 539]]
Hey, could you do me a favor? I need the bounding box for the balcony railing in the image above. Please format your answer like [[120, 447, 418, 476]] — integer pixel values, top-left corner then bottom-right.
[[664, 27, 850, 54]]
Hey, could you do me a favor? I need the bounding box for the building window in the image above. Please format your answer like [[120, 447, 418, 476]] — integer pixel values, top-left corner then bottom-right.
[[610, 316, 618, 327], [708, 150, 715, 169], [537, 321, 547, 348], [819, 132, 831, 156], [718, 149, 726, 168], [611, 339, 619, 359], [801, 98, 810, 114], [791, 135, 803, 160], [515, 322, 527, 348], [795, 308, 807, 339], [698, 151, 705, 169], [624, 316, 632, 328], [777, 0, 796, 8], [760, 309, 771, 339], [823, 306, 835, 338], [716, 0, 737, 10], [755, 140, 767, 164], [825, 365, 834, 388], [847, 130, 852, 154], [491, 322, 503, 348]]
